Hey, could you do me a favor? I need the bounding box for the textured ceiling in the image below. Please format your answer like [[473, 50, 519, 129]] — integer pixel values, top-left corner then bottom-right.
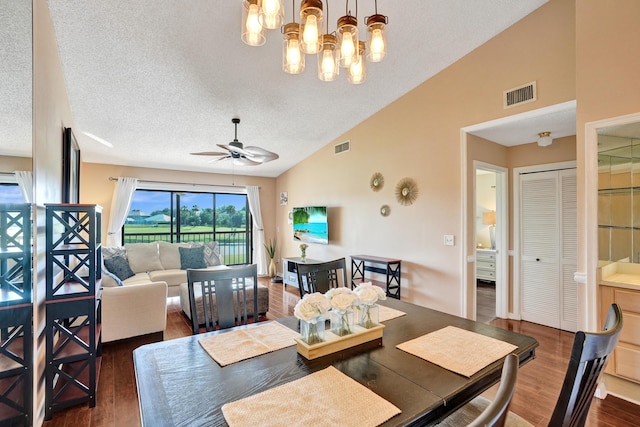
[[0, 0, 32, 158], [3, 1, 558, 176]]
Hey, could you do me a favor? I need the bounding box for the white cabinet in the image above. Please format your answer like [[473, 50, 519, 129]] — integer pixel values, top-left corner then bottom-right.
[[476, 249, 496, 282]]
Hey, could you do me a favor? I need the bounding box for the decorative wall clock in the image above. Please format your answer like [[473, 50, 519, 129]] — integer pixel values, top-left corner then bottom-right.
[[370, 172, 384, 191], [395, 178, 418, 206]]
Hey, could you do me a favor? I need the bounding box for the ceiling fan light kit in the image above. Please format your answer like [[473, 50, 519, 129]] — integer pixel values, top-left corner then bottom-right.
[[190, 118, 279, 166], [243, 0, 388, 85]]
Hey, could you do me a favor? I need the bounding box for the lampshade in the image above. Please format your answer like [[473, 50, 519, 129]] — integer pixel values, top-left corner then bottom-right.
[[299, 0, 323, 54], [261, 0, 284, 29], [337, 14, 358, 68], [482, 211, 496, 225], [282, 22, 305, 74], [241, 0, 266, 46], [366, 14, 387, 62], [318, 34, 339, 81], [537, 131, 552, 147], [348, 41, 366, 84]]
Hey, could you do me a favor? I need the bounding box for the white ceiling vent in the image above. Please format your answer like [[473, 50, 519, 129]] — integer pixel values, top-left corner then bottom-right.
[[334, 140, 350, 155], [503, 81, 537, 109]]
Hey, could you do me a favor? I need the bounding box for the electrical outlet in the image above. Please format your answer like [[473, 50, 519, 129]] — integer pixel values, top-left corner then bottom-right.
[[444, 234, 455, 246]]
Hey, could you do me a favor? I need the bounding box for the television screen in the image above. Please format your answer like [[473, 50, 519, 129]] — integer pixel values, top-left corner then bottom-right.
[[293, 206, 328, 245]]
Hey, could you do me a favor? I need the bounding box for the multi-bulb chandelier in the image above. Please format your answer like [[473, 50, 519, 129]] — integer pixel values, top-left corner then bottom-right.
[[241, 0, 388, 84]]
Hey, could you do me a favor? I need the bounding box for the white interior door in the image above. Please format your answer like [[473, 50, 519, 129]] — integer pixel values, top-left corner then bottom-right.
[[520, 168, 577, 331]]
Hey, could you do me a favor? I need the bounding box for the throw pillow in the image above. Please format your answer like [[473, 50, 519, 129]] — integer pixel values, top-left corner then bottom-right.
[[125, 242, 164, 273], [158, 241, 190, 270], [101, 269, 124, 287], [191, 241, 223, 266], [179, 246, 207, 270], [104, 255, 135, 281]]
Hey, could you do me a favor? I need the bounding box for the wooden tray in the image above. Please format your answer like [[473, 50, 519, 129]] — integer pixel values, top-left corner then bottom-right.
[[295, 324, 385, 360]]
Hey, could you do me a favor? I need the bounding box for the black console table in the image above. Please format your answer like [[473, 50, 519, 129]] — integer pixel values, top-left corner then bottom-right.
[[350, 255, 401, 299]]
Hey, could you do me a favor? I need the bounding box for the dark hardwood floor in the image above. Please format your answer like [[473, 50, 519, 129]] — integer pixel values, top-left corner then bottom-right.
[[43, 278, 639, 427]]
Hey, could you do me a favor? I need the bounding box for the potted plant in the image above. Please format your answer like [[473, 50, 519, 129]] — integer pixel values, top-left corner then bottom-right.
[[264, 237, 277, 278]]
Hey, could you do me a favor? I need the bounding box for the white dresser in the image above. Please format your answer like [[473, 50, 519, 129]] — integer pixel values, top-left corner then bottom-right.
[[476, 249, 496, 282]]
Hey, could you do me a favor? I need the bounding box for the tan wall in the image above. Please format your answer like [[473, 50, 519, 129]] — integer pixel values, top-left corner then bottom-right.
[[0, 155, 31, 171], [33, 0, 76, 424], [276, 0, 576, 314], [81, 162, 277, 257]]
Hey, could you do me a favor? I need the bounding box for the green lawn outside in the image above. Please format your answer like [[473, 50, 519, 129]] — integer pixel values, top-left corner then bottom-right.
[[124, 224, 246, 233]]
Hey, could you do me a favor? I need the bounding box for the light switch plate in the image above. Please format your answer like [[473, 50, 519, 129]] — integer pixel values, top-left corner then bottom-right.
[[444, 234, 455, 246]]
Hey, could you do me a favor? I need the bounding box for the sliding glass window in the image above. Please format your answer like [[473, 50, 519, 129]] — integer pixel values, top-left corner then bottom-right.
[[123, 189, 252, 265], [0, 183, 24, 203]]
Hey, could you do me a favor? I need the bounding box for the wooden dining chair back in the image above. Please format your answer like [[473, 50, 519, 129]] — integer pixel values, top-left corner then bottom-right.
[[468, 353, 519, 427], [548, 303, 623, 427], [186, 264, 259, 334], [296, 258, 347, 297]]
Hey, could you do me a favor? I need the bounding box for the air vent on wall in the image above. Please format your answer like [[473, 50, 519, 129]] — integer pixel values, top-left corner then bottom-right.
[[335, 140, 350, 155], [503, 81, 537, 109]]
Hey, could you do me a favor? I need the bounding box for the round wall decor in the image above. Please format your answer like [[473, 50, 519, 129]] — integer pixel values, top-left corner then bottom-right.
[[395, 178, 418, 205], [380, 204, 390, 217], [370, 172, 384, 191]]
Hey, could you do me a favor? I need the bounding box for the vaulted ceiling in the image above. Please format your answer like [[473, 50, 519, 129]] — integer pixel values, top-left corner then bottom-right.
[[4, 1, 562, 177]]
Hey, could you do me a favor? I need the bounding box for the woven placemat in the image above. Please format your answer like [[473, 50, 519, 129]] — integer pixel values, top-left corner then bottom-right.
[[199, 321, 299, 366], [378, 305, 406, 323], [396, 326, 517, 377], [222, 366, 401, 427]]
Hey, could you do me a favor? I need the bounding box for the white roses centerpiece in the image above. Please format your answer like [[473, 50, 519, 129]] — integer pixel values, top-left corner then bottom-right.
[[325, 287, 358, 336], [294, 292, 331, 344], [354, 282, 387, 328]]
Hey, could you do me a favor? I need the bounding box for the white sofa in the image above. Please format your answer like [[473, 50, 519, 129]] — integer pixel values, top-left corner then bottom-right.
[[100, 241, 268, 342]]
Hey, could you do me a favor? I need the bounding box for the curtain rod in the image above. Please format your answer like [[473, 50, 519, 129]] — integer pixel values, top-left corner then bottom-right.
[[108, 177, 258, 190], [0, 172, 16, 176]]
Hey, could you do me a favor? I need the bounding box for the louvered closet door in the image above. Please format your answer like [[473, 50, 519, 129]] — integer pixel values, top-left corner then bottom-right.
[[520, 169, 577, 332]]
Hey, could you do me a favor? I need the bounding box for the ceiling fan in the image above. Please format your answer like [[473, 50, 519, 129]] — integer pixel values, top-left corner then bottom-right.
[[190, 118, 279, 166]]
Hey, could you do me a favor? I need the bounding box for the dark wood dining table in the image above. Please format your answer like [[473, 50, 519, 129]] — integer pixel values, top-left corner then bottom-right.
[[133, 298, 538, 426]]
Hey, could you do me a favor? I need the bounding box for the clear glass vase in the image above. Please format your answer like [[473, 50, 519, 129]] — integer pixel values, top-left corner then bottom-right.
[[330, 309, 354, 336], [358, 303, 379, 329], [300, 316, 324, 345]]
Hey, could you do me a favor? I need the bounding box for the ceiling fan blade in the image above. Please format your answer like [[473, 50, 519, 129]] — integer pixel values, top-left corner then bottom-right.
[[244, 146, 279, 162], [190, 151, 229, 156], [217, 143, 252, 157], [208, 155, 231, 163], [233, 156, 261, 166]]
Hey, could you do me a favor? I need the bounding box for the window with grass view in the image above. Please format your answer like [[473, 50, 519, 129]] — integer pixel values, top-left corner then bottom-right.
[[123, 190, 252, 265]]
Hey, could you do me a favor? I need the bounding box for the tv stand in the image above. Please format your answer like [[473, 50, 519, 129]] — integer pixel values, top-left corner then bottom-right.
[[281, 257, 322, 298]]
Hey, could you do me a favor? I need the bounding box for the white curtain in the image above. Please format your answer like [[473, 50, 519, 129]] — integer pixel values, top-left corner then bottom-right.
[[247, 186, 267, 276], [14, 171, 32, 203], [107, 177, 138, 247]]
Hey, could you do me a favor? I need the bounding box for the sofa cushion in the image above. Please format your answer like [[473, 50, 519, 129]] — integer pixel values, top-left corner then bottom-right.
[[158, 241, 190, 270], [102, 269, 124, 287], [104, 255, 135, 281], [179, 246, 207, 269], [149, 269, 188, 287], [125, 242, 164, 273], [122, 272, 152, 285]]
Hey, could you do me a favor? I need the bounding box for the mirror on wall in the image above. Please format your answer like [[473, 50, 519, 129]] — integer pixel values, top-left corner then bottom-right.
[[597, 122, 640, 264]]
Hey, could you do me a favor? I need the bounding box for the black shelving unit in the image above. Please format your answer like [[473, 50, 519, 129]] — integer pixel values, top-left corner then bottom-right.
[[45, 204, 102, 420], [350, 255, 402, 299], [0, 203, 32, 426]]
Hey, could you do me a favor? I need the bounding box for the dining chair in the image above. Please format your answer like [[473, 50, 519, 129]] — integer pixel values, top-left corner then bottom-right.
[[548, 303, 623, 427], [438, 354, 521, 427], [186, 264, 259, 334], [296, 258, 347, 297]]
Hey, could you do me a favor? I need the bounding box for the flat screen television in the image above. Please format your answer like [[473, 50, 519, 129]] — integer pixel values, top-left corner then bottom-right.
[[293, 206, 328, 245]]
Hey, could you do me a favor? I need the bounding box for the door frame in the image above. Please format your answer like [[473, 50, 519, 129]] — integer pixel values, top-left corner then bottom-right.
[[512, 160, 576, 319], [474, 162, 508, 320]]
